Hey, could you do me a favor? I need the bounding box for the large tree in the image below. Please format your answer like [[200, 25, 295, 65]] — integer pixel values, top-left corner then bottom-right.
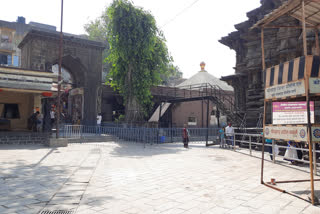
[[107, 0, 170, 122]]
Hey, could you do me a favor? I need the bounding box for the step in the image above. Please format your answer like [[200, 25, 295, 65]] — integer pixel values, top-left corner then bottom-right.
[[68, 136, 119, 143]]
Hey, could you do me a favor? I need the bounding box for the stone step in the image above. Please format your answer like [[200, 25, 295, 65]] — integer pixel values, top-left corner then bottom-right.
[[0, 132, 49, 144], [68, 135, 118, 143]]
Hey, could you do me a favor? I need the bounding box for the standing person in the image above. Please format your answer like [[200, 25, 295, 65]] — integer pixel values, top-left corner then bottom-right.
[[284, 141, 298, 164], [182, 124, 189, 148], [262, 132, 273, 160], [97, 114, 102, 135], [266, 137, 273, 160], [219, 127, 225, 148], [28, 111, 39, 132], [296, 142, 303, 163], [50, 109, 55, 127], [225, 123, 234, 148], [36, 112, 43, 132]]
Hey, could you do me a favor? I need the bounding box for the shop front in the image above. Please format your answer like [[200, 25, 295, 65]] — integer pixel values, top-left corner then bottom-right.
[[0, 66, 56, 131]]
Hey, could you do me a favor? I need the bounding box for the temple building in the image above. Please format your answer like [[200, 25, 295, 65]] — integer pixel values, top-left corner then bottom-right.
[[172, 62, 233, 127], [219, 0, 318, 127], [0, 17, 104, 131], [149, 62, 234, 128]]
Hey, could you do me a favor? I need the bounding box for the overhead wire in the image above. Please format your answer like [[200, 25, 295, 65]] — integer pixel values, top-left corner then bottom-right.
[[161, 0, 202, 28]]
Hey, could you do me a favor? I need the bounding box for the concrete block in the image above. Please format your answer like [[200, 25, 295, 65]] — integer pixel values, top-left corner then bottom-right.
[[48, 138, 68, 147]]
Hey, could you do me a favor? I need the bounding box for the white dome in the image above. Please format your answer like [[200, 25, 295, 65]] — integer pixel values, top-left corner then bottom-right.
[[177, 70, 233, 91]]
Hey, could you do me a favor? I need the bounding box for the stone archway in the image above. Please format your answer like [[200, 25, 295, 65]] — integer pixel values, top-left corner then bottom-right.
[[18, 29, 105, 125]]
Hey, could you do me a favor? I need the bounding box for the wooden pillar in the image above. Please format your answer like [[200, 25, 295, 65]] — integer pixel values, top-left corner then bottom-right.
[[302, 0, 308, 56], [261, 28, 266, 70], [201, 99, 204, 128], [206, 99, 209, 146], [302, 0, 315, 205], [261, 100, 266, 185], [315, 28, 320, 56], [159, 102, 162, 128], [261, 26, 266, 185]]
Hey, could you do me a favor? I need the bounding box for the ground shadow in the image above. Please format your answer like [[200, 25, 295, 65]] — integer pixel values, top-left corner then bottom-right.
[[0, 145, 79, 213], [0, 144, 47, 151], [109, 142, 185, 158]]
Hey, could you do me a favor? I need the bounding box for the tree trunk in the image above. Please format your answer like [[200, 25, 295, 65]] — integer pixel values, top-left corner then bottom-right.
[[125, 63, 144, 123], [125, 96, 144, 123]]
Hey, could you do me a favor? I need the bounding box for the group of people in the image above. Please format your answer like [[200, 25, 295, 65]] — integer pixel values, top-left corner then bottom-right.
[[219, 123, 235, 148], [181, 123, 235, 149], [27, 108, 56, 132], [263, 133, 308, 165], [27, 111, 42, 132]]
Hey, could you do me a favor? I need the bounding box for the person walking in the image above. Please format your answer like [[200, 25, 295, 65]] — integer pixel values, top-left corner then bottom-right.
[[97, 114, 102, 135], [28, 111, 40, 132], [182, 124, 189, 148], [225, 123, 234, 148], [284, 141, 298, 164], [50, 109, 55, 127], [219, 127, 226, 148]]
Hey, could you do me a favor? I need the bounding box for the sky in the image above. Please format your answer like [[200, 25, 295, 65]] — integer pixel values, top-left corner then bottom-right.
[[1, 0, 261, 79]]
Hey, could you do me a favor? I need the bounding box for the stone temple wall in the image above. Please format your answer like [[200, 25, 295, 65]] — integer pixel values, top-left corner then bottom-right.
[[219, 0, 318, 127]]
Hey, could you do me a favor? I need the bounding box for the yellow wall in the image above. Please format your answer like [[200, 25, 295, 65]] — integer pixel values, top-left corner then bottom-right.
[[0, 91, 40, 130]]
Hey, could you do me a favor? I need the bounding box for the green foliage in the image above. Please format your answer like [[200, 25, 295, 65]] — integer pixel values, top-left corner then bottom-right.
[[84, 8, 109, 42], [161, 63, 183, 86], [107, 0, 170, 113], [84, 9, 110, 80], [115, 114, 125, 122]]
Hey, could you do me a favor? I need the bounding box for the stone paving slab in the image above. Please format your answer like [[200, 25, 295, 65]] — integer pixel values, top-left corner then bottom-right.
[[1, 142, 320, 213]]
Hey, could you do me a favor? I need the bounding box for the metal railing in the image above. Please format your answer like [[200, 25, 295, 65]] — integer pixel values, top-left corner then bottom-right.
[[62, 125, 320, 175], [63, 125, 220, 144], [227, 132, 320, 175]]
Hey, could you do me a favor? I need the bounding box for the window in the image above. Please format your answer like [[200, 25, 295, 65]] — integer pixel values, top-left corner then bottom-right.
[[7, 55, 12, 65], [13, 55, 19, 66], [0, 54, 8, 65], [1, 104, 20, 119], [188, 117, 197, 126], [1, 35, 9, 43]]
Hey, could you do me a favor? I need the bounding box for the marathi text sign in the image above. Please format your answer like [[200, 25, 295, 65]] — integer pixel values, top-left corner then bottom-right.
[[310, 78, 320, 94], [264, 126, 308, 142], [272, 102, 314, 124], [265, 80, 305, 99]]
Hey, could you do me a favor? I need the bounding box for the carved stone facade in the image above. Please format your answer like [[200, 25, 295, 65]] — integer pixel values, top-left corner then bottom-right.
[[219, 0, 318, 127]]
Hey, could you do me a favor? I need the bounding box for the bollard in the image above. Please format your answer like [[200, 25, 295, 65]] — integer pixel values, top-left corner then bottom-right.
[[249, 135, 252, 156], [272, 140, 275, 164]]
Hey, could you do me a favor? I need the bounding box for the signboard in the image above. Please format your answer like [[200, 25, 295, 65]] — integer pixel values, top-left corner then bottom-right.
[[69, 88, 84, 96], [272, 102, 314, 124], [264, 126, 308, 142], [312, 127, 320, 142], [0, 73, 53, 91], [310, 78, 320, 94], [265, 80, 305, 99]]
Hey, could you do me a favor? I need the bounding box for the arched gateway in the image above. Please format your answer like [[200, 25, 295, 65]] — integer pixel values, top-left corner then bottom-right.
[[18, 29, 105, 125]]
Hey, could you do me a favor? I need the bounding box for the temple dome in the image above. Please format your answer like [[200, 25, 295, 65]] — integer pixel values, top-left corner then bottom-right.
[[177, 62, 233, 91]]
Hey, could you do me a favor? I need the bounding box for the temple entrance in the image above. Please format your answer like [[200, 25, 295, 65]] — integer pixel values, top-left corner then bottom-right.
[[50, 64, 84, 125], [19, 29, 104, 125]]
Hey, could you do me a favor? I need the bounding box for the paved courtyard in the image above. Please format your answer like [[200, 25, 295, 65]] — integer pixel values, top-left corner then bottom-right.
[[0, 142, 320, 214]]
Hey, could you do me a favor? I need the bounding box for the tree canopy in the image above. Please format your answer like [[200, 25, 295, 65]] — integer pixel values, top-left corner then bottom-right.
[[161, 63, 183, 86], [107, 0, 171, 121]]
